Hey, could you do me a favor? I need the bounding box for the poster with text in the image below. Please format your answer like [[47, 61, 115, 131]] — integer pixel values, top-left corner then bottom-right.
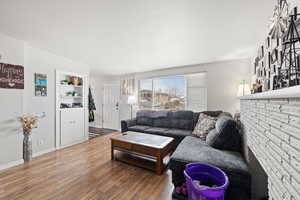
[[0, 63, 24, 89]]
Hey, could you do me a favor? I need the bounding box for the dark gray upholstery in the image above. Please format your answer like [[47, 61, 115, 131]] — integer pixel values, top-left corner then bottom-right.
[[121, 118, 137, 132], [206, 116, 241, 152], [136, 110, 154, 126], [122, 110, 196, 145], [169, 136, 251, 200], [144, 127, 169, 135], [169, 110, 194, 130], [127, 125, 151, 132], [152, 111, 171, 128], [164, 129, 192, 146]]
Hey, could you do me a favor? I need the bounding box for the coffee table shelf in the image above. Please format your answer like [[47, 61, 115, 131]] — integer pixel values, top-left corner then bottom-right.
[[111, 132, 174, 175]]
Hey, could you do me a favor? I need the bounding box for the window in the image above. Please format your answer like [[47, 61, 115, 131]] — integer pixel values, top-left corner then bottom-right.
[[139, 76, 186, 110]]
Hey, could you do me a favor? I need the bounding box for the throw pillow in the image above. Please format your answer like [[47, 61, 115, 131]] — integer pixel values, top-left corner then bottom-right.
[[206, 116, 241, 152], [192, 113, 217, 140]]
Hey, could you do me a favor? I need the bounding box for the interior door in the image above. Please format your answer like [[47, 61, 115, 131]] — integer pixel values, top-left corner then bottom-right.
[[103, 84, 120, 130]]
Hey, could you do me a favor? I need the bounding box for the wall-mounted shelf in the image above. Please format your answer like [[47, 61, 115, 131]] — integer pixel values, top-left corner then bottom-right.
[[240, 85, 300, 100]]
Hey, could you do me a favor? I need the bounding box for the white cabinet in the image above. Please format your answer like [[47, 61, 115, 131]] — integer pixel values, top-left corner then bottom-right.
[[60, 109, 85, 146], [55, 70, 88, 148]]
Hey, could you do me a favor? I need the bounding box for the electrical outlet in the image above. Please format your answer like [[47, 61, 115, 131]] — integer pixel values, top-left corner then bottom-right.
[[38, 140, 44, 146]]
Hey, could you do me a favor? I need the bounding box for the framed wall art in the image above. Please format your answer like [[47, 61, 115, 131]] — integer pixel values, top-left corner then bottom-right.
[[0, 63, 24, 89], [34, 73, 47, 96]]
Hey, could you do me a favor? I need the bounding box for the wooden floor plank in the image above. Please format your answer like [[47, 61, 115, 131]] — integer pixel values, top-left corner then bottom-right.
[[0, 133, 174, 200]]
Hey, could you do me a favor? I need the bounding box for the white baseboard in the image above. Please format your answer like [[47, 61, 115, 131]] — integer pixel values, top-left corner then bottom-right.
[[33, 147, 56, 158], [0, 159, 24, 171], [0, 148, 56, 171], [89, 124, 102, 128], [56, 137, 87, 150]]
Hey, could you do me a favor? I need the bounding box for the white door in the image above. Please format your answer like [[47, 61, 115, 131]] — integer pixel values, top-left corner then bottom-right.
[[103, 84, 120, 130]]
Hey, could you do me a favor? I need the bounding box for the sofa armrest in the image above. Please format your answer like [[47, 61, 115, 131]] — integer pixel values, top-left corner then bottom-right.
[[121, 118, 137, 132]]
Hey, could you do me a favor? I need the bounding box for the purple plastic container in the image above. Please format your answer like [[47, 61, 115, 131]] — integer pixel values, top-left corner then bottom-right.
[[184, 163, 229, 200]]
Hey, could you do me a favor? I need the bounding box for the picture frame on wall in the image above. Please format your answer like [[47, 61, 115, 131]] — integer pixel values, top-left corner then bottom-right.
[[34, 73, 47, 96], [0, 63, 24, 89]]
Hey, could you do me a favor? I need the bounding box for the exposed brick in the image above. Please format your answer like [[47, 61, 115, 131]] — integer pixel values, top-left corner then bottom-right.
[[290, 137, 300, 151], [241, 98, 300, 200], [291, 157, 300, 173], [289, 115, 300, 129], [270, 127, 290, 143], [282, 104, 300, 116], [281, 124, 300, 140]]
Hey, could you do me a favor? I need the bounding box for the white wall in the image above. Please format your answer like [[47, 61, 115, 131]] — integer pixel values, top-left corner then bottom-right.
[[100, 59, 251, 125], [0, 34, 24, 168], [0, 33, 90, 169], [87, 60, 251, 131], [133, 58, 251, 115], [23, 45, 89, 154]]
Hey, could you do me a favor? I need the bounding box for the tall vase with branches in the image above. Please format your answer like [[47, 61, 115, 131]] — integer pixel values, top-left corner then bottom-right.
[[18, 113, 44, 162]]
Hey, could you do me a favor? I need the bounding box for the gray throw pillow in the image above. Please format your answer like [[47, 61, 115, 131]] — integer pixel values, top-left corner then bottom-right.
[[206, 116, 241, 152], [206, 128, 219, 146], [192, 113, 217, 140]]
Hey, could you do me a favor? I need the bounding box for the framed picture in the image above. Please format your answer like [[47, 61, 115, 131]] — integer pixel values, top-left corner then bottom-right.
[[0, 63, 24, 89], [35, 73, 47, 96]]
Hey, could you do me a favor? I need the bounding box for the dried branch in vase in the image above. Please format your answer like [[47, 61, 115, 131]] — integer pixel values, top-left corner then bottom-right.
[[18, 113, 45, 134]]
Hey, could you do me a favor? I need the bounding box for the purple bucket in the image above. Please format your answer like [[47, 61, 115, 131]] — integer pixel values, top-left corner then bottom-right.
[[184, 163, 229, 200]]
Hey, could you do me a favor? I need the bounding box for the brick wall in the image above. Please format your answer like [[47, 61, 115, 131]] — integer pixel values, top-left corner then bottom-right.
[[241, 98, 300, 200]]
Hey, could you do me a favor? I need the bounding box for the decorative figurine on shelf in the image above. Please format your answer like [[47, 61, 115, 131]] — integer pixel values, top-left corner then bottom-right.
[[18, 113, 45, 162], [269, 0, 289, 39], [274, 7, 300, 89]]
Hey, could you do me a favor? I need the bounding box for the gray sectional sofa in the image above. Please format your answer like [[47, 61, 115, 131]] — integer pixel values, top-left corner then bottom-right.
[[121, 110, 251, 200]]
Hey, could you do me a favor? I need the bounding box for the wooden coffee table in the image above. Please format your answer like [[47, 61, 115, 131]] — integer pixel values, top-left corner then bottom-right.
[[111, 132, 174, 175]]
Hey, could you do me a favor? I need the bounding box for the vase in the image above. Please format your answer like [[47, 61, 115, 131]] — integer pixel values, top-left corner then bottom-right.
[[23, 133, 32, 162]]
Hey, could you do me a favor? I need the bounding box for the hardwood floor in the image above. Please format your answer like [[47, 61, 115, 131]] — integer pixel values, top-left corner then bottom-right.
[[0, 133, 174, 200]]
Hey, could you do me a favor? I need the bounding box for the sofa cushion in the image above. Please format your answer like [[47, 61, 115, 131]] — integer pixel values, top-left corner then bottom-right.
[[136, 110, 154, 126], [165, 129, 192, 138], [169, 136, 250, 189], [163, 129, 193, 147], [128, 125, 151, 132], [144, 127, 169, 135], [206, 116, 241, 152], [152, 110, 171, 128], [169, 110, 193, 130], [192, 113, 217, 140]]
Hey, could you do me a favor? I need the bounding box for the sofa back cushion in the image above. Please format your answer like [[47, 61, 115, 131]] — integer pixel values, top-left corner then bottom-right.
[[169, 110, 193, 130], [152, 110, 171, 128], [193, 111, 223, 129], [206, 116, 241, 152], [136, 110, 154, 126]]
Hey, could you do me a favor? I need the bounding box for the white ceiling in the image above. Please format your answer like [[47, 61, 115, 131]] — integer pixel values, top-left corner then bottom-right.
[[0, 0, 274, 75]]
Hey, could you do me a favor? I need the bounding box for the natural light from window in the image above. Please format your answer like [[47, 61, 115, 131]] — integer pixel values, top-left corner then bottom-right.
[[139, 76, 186, 110]]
